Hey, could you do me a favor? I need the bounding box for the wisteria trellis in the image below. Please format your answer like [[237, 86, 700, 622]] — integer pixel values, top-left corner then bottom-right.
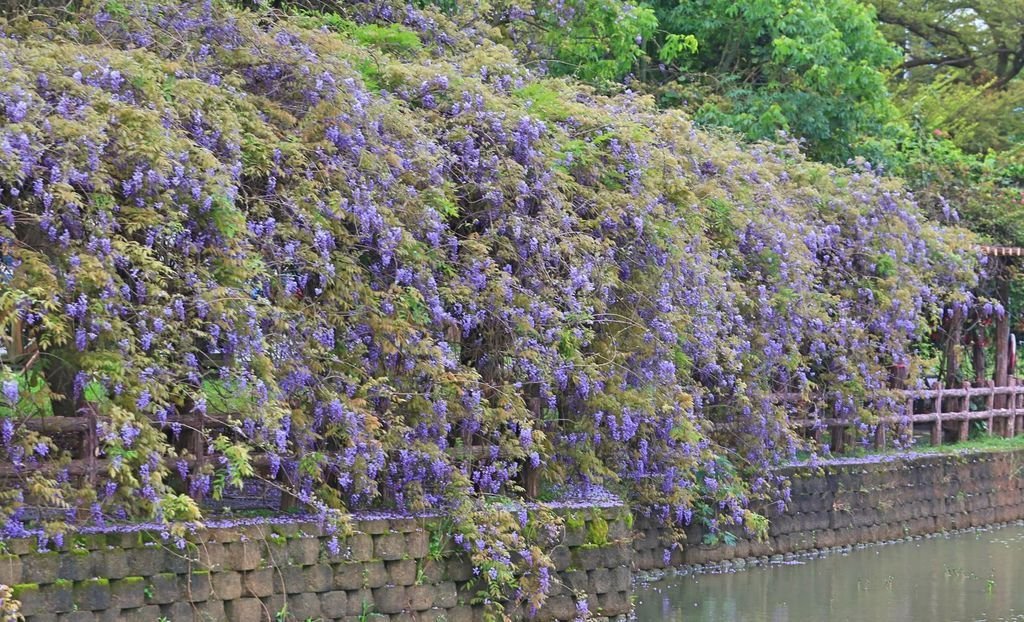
[[0, 0, 983, 606]]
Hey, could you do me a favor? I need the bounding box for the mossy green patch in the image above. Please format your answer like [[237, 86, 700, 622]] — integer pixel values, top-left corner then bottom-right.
[[586, 513, 609, 547], [12, 583, 39, 598]]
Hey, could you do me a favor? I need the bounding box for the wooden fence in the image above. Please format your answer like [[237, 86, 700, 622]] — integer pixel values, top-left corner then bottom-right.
[[787, 379, 1024, 452], [5, 306, 1024, 507], [11, 378, 1022, 480]]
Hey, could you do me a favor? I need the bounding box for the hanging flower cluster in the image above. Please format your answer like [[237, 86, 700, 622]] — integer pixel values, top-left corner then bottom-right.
[[0, 0, 977, 553]]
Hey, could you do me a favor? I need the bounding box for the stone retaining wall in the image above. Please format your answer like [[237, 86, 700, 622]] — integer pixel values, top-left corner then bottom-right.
[[7, 448, 1024, 620], [635, 448, 1024, 569], [2, 507, 632, 622]]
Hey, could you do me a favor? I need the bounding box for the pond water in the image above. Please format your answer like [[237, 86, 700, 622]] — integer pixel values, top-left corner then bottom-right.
[[633, 525, 1024, 622]]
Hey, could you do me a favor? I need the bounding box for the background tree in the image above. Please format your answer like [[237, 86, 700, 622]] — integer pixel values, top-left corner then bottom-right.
[[867, 0, 1024, 385], [491, 0, 901, 162], [648, 0, 902, 163], [871, 0, 1024, 88]]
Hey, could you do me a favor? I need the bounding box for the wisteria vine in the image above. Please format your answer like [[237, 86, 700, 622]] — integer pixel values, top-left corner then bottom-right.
[[0, 0, 980, 610]]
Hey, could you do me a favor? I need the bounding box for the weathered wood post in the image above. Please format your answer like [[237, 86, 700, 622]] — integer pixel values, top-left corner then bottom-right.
[[889, 363, 909, 445], [811, 417, 823, 447], [1008, 378, 1018, 438], [83, 402, 98, 487], [9, 317, 22, 360], [931, 382, 944, 446], [522, 396, 542, 499], [973, 323, 987, 385], [1016, 381, 1024, 436], [986, 380, 995, 436], [958, 381, 971, 442], [829, 422, 846, 454]]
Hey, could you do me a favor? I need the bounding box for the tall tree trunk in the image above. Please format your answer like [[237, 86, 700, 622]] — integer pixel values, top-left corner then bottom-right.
[[973, 322, 987, 385]]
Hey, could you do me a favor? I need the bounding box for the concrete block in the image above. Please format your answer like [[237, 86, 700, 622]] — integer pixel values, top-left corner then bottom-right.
[[286, 592, 322, 620], [407, 584, 434, 611], [347, 534, 374, 562], [386, 560, 417, 586], [225, 597, 265, 622], [405, 531, 429, 559], [212, 571, 243, 601], [333, 562, 366, 590], [110, 577, 147, 609], [374, 533, 406, 561], [73, 579, 112, 611], [243, 568, 275, 598], [319, 590, 348, 618], [147, 572, 181, 604], [373, 586, 408, 614], [288, 538, 321, 566]]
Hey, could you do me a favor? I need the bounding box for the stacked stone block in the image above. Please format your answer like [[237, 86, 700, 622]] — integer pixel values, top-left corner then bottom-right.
[[11, 449, 1023, 619], [633, 449, 1024, 569], [5, 508, 633, 622]]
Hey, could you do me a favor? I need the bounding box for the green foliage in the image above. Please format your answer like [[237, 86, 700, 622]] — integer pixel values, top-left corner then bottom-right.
[[894, 71, 1024, 155], [428, 519, 453, 561], [871, 0, 1024, 89], [348, 22, 423, 55], [653, 0, 901, 162], [658, 33, 698, 63], [522, 0, 658, 83], [585, 512, 608, 547], [0, 3, 981, 609]]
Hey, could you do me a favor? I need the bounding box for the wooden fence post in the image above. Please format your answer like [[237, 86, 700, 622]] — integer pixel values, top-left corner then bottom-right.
[[1017, 381, 1024, 436], [931, 382, 944, 446], [186, 411, 207, 499], [83, 403, 97, 487], [956, 382, 970, 442], [9, 317, 22, 360], [902, 394, 915, 445], [1008, 378, 1018, 438], [986, 380, 995, 436], [829, 422, 846, 454]]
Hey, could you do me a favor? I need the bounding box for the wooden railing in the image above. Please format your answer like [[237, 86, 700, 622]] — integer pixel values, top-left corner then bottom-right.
[[5, 373, 1024, 508], [0, 409, 227, 479], [785, 379, 1024, 452]]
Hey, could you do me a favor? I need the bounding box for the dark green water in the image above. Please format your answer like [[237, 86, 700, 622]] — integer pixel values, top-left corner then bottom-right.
[[633, 526, 1024, 622]]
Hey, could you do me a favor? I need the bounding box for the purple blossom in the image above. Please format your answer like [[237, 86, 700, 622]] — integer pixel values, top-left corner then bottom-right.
[[1, 380, 17, 404]]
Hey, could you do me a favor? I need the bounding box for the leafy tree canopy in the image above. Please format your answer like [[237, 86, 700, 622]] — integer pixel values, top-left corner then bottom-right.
[[871, 0, 1024, 88], [651, 0, 902, 162], [493, 0, 902, 163]]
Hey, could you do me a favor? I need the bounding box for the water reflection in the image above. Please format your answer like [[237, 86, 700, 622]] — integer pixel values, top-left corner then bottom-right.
[[634, 526, 1024, 622]]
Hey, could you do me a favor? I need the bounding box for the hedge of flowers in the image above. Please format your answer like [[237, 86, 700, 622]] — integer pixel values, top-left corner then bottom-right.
[[0, 0, 978, 609]]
